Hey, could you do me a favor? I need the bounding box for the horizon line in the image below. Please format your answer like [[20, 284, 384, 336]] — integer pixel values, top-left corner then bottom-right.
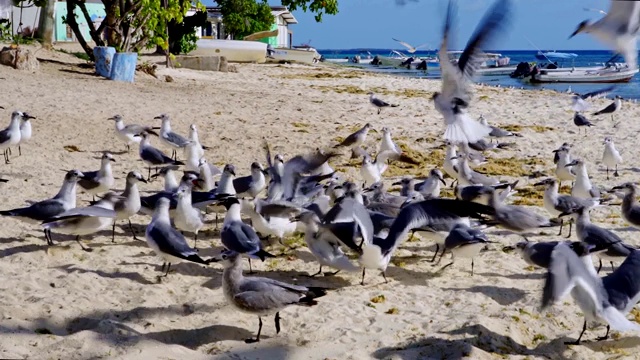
[[315, 48, 615, 52]]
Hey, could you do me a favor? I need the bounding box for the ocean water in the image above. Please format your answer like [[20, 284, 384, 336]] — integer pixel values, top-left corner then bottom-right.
[[318, 49, 640, 99]]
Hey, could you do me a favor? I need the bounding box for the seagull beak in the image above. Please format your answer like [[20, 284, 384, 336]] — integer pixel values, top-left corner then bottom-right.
[[564, 160, 578, 168], [138, 177, 148, 183], [262, 169, 269, 176], [24, 114, 36, 120], [110, 158, 116, 162], [154, 115, 162, 120], [533, 180, 547, 187]]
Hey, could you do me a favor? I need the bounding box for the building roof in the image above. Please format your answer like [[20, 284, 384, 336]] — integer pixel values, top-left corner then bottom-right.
[[204, 5, 297, 25]]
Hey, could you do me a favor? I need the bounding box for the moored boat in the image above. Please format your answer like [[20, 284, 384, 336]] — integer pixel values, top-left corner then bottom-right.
[[191, 39, 268, 63], [530, 64, 638, 83]]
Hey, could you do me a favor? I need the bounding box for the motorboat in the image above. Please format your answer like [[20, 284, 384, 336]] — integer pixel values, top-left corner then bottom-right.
[[529, 63, 638, 83], [266, 47, 321, 64]]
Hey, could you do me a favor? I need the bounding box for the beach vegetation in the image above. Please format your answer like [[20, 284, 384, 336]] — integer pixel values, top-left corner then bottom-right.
[[217, 0, 274, 39], [281, 0, 338, 22]]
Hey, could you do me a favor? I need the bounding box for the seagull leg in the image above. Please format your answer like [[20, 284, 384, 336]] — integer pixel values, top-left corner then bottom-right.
[[112, 221, 116, 243], [471, 259, 474, 276], [161, 262, 166, 272], [429, 244, 440, 262], [18, 145, 21, 156], [435, 247, 446, 265], [245, 317, 262, 343], [193, 233, 198, 250], [557, 219, 564, 236], [248, 258, 255, 274], [147, 167, 151, 181], [597, 258, 603, 274], [128, 219, 138, 240], [381, 270, 388, 283], [163, 263, 172, 277], [274, 312, 281, 334], [565, 320, 587, 345], [377, 108, 381, 115], [441, 262, 454, 272], [324, 269, 340, 276], [614, 164, 619, 177], [126, 144, 130, 153], [305, 265, 323, 277], [360, 268, 366, 286], [610, 261, 615, 272], [44, 229, 53, 245], [606, 167, 610, 180], [596, 325, 610, 341], [565, 221, 573, 239], [76, 235, 92, 252]]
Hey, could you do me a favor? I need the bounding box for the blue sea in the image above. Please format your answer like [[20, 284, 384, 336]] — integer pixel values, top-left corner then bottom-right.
[[317, 49, 640, 99]]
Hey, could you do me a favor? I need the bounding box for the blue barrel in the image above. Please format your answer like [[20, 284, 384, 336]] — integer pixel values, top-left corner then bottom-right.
[[109, 52, 138, 83], [93, 46, 115, 78]]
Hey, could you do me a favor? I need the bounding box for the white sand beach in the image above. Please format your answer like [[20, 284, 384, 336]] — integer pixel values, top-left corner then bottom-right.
[[0, 43, 639, 360]]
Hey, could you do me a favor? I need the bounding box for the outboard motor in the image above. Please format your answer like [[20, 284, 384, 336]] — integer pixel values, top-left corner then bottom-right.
[[400, 57, 414, 68], [371, 56, 381, 66], [509, 61, 532, 78], [416, 60, 427, 71]]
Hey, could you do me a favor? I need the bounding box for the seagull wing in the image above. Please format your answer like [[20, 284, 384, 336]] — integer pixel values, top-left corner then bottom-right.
[[580, 85, 615, 100], [392, 38, 414, 51], [541, 242, 604, 310]]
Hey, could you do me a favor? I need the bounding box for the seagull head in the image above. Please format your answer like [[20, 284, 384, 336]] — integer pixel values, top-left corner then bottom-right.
[[213, 195, 240, 210], [102, 152, 116, 163], [274, 154, 284, 164], [430, 169, 446, 185], [392, 177, 412, 187], [127, 171, 147, 184], [533, 178, 555, 188], [20, 112, 36, 121], [223, 164, 236, 177], [564, 159, 583, 168], [570, 20, 590, 38], [367, 92, 374, 97], [218, 249, 240, 266], [64, 169, 85, 182], [431, 92, 441, 101], [154, 113, 169, 122], [612, 182, 638, 194], [108, 115, 122, 122], [603, 137, 613, 145]]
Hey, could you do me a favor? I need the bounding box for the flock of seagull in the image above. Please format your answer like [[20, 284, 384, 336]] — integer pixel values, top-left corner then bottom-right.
[[2, 0, 640, 349]]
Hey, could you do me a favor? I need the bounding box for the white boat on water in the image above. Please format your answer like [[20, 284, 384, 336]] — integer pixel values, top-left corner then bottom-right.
[[191, 39, 267, 63], [266, 47, 321, 64], [530, 64, 639, 83], [379, 50, 437, 67]]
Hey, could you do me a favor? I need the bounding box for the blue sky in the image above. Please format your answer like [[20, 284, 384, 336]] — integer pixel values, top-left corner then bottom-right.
[[261, 0, 613, 50]]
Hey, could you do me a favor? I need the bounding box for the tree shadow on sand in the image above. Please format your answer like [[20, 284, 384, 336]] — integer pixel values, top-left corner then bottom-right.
[[373, 324, 573, 360]]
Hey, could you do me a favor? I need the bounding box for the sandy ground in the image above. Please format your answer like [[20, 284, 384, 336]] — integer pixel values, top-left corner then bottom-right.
[[1, 42, 640, 360]]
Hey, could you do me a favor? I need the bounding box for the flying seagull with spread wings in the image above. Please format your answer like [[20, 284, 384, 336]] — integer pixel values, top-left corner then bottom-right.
[[432, 0, 512, 145], [392, 38, 430, 53]]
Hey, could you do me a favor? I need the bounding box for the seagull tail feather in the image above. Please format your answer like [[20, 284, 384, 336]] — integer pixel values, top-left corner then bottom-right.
[[184, 254, 210, 265], [444, 116, 492, 144], [602, 306, 640, 332]]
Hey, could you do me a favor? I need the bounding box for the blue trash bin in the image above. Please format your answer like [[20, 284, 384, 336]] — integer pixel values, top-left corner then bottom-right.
[[109, 52, 138, 83], [93, 46, 115, 78]]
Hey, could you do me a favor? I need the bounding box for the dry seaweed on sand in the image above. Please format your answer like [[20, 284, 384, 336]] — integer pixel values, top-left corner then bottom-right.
[[475, 157, 546, 177]]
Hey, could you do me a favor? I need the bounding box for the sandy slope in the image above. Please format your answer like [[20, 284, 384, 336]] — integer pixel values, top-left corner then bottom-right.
[[0, 43, 639, 360]]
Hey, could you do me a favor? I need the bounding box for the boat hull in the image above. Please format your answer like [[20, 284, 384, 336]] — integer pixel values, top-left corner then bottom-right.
[[192, 39, 267, 63], [530, 68, 638, 83], [266, 48, 320, 64]]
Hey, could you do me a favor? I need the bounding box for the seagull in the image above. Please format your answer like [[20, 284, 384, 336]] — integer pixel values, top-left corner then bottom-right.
[[155, 113, 191, 160], [436, 224, 493, 275], [112, 171, 147, 242], [570, 86, 615, 112], [368, 92, 399, 115], [108, 115, 159, 152], [360, 151, 419, 187], [570, 1, 640, 70], [431, 0, 510, 145], [216, 195, 276, 272], [535, 177, 596, 238], [0, 111, 30, 163], [565, 159, 601, 200], [138, 132, 184, 180], [612, 183, 640, 230], [77, 152, 116, 200], [18, 111, 35, 156], [379, 127, 400, 155], [0, 170, 85, 245], [553, 144, 575, 186], [573, 112, 595, 136], [42, 192, 120, 252], [187, 123, 209, 159], [144, 196, 214, 276], [541, 242, 640, 345], [173, 180, 204, 249], [150, 165, 181, 192], [602, 137, 622, 179], [220, 250, 327, 343], [478, 114, 521, 140], [292, 211, 360, 277], [392, 38, 430, 53], [333, 123, 371, 152], [233, 162, 267, 198], [593, 95, 623, 122]]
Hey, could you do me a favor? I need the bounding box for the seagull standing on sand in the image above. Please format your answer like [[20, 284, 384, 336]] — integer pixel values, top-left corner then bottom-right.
[[392, 38, 430, 53], [573, 112, 594, 136], [108, 115, 158, 152], [432, 0, 510, 145], [436, 223, 493, 275], [220, 250, 327, 343], [77, 152, 116, 200], [0, 170, 85, 245], [155, 114, 191, 160], [368, 92, 398, 114], [42, 192, 121, 252], [0, 111, 31, 163], [145, 196, 214, 276], [174, 181, 204, 249], [112, 171, 147, 242], [333, 123, 371, 155], [602, 137, 622, 179], [570, 1, 640, 70], [593, 95, 622, 122], [18, 112, 35, 156], [138, 132, 185, 180]]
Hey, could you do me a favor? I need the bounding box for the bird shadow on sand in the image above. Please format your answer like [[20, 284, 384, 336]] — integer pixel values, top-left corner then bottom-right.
[[58, 68, 103, 78], [475, 270, 545, 281], [18, 303, 258, 347], [0, 243, 44, 257], [92, 149, 129, 156], [55, 264, 157, 285], [373, 324, 573, 360], [441, 285, 528, 306], [202, 266, 352, 291]]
